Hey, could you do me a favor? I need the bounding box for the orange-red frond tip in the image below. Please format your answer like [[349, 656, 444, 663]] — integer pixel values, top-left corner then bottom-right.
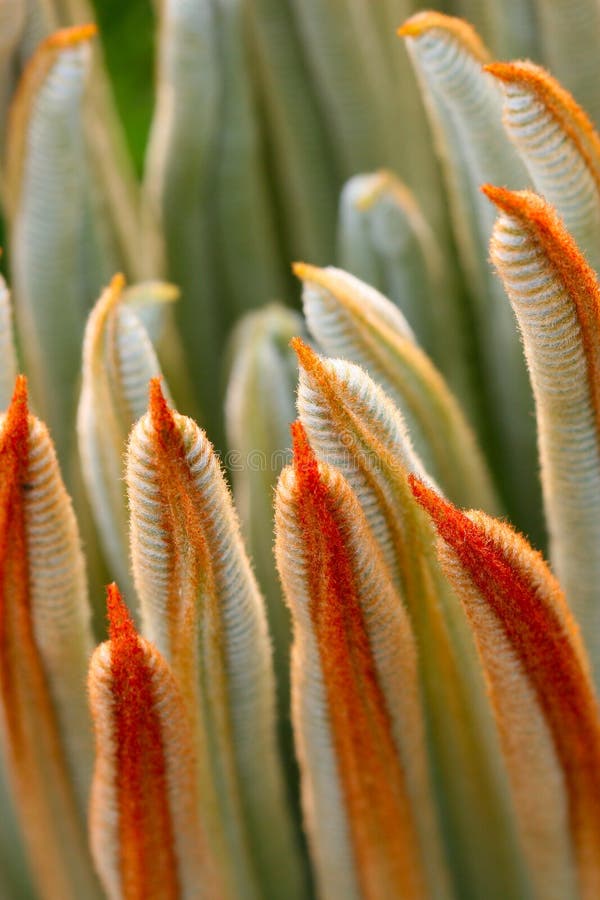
[[106, 583, 137, 647], [290, 336, 318, 372], [408, 473, 454, 525], [47, 23, 98, 50], [2, 375, 29, 452], [291, 421, 320, 489], [483, 61, 521, 82], [148, 377, 175, 435]]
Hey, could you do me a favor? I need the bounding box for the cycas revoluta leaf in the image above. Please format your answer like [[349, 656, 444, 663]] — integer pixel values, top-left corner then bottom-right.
[[412, 477, 600, 900], [246, 0, 337, 264], [212, 0, 286, 322], [293, 340, 533, 898], [89, 584, 215, 900], [5, 24, 118, 469], [399, 12, 539, 537], [143, 0, 221, 433], [0, 377, 101, 899], [78, 274, 173, 598], [127, 380, 305, 900], [487, 60, 600, 272], [336, 172, 441, 352], [485, 185, 600, 682], [225, 304, 301, 693], [0, 275, 18, 410], [275, 422, 441, 900], [295, 265, 499, 514]]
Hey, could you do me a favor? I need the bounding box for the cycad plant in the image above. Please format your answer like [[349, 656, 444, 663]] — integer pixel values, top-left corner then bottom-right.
[[3, 2, 600, 899]]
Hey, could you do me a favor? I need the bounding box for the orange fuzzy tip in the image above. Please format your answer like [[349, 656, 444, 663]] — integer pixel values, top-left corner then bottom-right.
[[45, 24, 98, 49], [3, 375, 29, 438], [291, 421, 319, 488], [106, 582, 136, 646], [398, 11, 489, 61], [290, 336, 319, 373], [148, 377, 172, 429]]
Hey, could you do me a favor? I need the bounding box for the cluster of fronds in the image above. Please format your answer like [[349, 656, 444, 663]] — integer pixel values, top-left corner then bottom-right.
[[3, 2, 600, 899]]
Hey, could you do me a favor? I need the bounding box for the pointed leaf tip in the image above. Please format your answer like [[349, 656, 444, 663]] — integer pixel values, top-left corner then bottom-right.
[[47, 24, 98, 48], [4, 375, 29, 442], [398, 11, 489, 61], [106, 583, 136, 647], [291, 420, 319, 488]]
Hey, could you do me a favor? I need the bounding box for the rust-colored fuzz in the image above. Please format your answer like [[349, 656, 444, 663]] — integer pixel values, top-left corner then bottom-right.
[[106, 584, 179, 900], [291, 422, 423, 898], [409, 476, 600, 889], [0, 375, 33, 750], [485, 61, 600, 195], [483, 185, 600, 439]]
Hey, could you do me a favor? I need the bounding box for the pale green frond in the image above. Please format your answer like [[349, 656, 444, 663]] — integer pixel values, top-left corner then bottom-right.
[[487, 60, 600, 273], [77, 274, 171, 599], [295, 263, 500, 514], [289, 0, 403, 177], [246, 0, 337, 264], [142, 0, 221, 431], [212, 0, 286, 321], [0, 275, 18, 410], [225, 304, 301, 693], [0, 377, 101, 899], [337, 171, 441, 348], [6, 25, 119, 470], [535, 0, 600, 128], [399, 12, 540, 537], [293, 340, 534, 899], [335, 171, 473, 405], [127, 382, 306, 900], [486, 185, 600, 683], [275, 424, 448, 900]]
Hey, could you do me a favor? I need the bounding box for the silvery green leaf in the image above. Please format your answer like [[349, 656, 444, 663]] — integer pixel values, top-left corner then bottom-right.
[[143, 0, 222, 431], [400, 12, 541, 540], [225, 304, 301, 695], [488, 60, 600, 273], [78, 275, 172, 599], [6, 26, 118, 470], [296, 263, 499, 514], [336, 170, 474, 408], [246, 0, 337, 264], [212, 0, 286, 321]]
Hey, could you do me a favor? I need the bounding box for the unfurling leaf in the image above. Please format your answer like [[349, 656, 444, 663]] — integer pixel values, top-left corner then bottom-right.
[[487, 60, 600, 271], [225, 304, 301, 691], [127, 380, 305, 900], [399, 12, 539, 537], [275, 422, 444, 900], [78, 274, 172, 598], [412, 476, 600, 899], [485, 185, 600, 681], [0, 377, 100, 899], [295, 263, 499, 514], [293, 340, 532, 898], [88, 583, 214, 900]]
